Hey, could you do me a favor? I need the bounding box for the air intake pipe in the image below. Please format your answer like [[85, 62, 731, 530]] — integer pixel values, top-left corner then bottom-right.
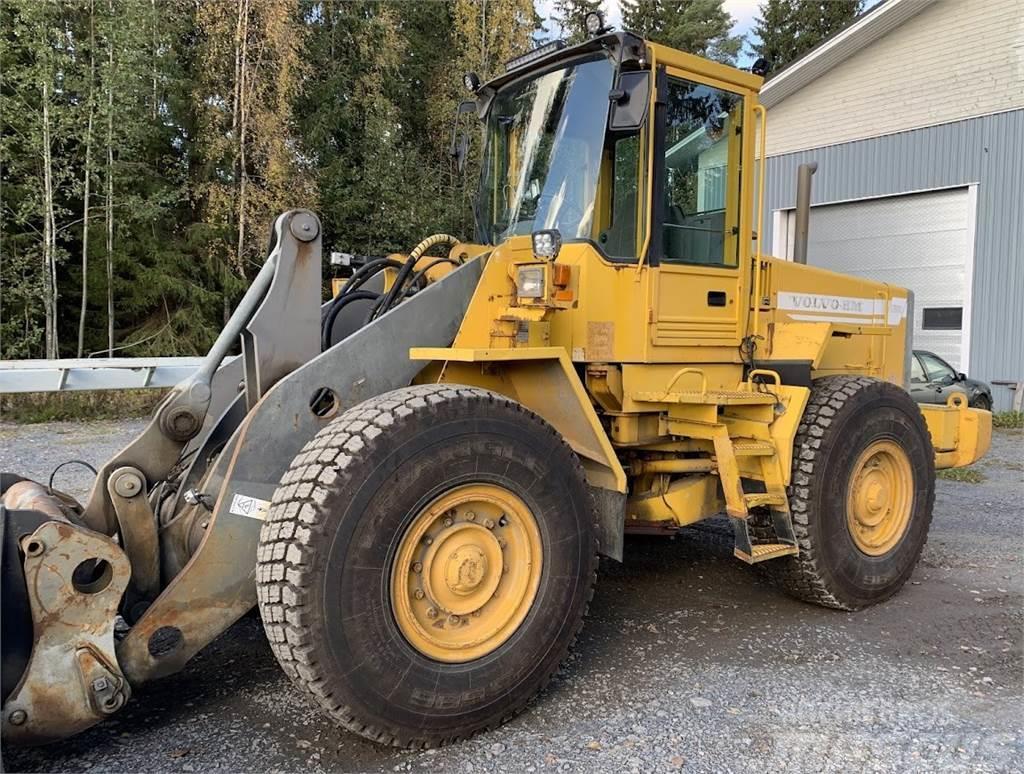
[[793, 162, 818, 265]]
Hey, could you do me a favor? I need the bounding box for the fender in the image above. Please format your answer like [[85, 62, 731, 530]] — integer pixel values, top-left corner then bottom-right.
[[411, 346, 628, 560]]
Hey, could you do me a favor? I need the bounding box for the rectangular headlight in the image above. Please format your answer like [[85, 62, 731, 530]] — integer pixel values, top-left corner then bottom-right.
[[516, 266, 546, 299]]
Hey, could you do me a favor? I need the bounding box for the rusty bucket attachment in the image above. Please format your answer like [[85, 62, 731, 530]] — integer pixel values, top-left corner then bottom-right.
[[1, 211, 482, 746]]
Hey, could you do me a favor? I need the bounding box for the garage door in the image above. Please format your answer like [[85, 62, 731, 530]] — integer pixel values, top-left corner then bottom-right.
[[776, 188, 972, 369]]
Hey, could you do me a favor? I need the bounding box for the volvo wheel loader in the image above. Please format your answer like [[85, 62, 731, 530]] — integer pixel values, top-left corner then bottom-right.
[[1, 21, 991, 750]]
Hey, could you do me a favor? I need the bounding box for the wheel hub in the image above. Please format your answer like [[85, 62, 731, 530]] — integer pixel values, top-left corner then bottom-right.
[[846, 440, 914, 556], [390, 484, 543, 662]]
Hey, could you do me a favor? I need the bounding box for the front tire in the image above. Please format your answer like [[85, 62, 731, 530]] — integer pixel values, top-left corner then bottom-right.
[[762, 376, 935, 610], [256, 385, 597, 748]]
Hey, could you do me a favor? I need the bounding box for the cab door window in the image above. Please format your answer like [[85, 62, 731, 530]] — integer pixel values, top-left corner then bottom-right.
[[661, 78, 743, 266]]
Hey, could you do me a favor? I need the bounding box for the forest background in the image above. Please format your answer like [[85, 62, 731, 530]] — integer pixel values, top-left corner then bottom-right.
[[0, 0, 858, 360]]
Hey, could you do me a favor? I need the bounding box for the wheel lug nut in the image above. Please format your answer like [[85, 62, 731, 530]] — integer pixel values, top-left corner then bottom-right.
[[466, 511, 476, 521], [498, 537, 507, 548], [443, 517, 453, 528], [412, 561, 422, 573], [484, 518, 495, 530], [424, 536, 433, 545], [414, 589, 425, 600], [498, 514, 508, 527], [426, 607, 437, 619], [471, 610, 481, 617], [448, 614, 460, 625]]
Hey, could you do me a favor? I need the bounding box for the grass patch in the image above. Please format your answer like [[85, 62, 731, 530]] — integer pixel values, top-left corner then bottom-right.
[[936, 466, 986, 484], [992, 411, 1024, 429], [0, 389, 166, 424]]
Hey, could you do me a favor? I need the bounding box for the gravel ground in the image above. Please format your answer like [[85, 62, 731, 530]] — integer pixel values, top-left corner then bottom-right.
[[2, 420, 1021, 773]]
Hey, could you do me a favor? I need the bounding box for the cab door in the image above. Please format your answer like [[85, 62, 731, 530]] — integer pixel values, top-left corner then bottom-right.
[[650, 69, 747, 349]]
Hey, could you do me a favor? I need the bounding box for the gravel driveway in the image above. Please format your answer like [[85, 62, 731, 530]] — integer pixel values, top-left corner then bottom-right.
[[2, 420, 1021, 773]]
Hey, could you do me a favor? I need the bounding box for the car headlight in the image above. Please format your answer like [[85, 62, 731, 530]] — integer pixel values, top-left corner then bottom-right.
[[516, 266, 546, 299]]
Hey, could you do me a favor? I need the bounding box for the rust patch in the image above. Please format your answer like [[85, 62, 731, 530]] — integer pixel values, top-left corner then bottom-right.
[[586, 321, 614, 361]]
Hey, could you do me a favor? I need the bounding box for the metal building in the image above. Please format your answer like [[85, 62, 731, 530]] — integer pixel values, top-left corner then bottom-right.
[[759, 0, 1024, 410]]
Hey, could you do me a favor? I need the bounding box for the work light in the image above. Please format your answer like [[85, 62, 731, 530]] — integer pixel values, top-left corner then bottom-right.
[[516, 266, 546, 299], [584, 11, 605, 36], [531, 229, 562, 259], [463, 72, 480, 93]]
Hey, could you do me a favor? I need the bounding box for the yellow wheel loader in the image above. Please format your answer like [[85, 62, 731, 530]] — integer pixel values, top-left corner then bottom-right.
[[1, 23, 991, 750]]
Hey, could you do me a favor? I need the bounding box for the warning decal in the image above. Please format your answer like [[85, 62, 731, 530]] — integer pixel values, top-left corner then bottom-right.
[[229, 492, 271, 520]]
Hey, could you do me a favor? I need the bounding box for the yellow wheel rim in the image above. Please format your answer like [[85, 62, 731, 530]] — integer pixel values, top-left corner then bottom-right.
[[390, 484, 543, 662], [846, 440, 914, 556]]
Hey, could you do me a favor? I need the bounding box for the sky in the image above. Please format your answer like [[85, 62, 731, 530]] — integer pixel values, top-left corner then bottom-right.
[[536, 0, 763, 67]]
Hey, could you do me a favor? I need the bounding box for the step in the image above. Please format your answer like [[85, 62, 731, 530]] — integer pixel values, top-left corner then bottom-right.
[[734, 542, 799, 564], [743, 492, 787, 508], [634, 389, 777, 406], [732, 440, 775, 457]]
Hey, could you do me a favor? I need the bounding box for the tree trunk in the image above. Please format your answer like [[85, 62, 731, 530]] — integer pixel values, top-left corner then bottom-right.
[[236, 0, 249, 284], [78, 0, 97, 358], [42, 82, 57, 359], [106, 0, 115, 355]]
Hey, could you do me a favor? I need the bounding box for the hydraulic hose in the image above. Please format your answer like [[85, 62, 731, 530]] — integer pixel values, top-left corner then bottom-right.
[[320, 290, 382, 351], [367, 234, 461, 324]]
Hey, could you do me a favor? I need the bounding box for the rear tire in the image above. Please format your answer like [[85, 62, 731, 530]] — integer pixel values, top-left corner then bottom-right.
[[760, 376, 935, 610], [970, 394, 991, 411], [256, 384, 597, 748]]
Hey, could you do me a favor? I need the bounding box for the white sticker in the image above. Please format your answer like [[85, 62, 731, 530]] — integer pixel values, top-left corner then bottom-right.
[[229, 492, 271, 520], [888, 296, 908, 325]]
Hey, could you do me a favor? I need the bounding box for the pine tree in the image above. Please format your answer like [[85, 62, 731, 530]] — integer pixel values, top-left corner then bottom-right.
[[750, 0, 861, 73], [620, 0, 742, 63]]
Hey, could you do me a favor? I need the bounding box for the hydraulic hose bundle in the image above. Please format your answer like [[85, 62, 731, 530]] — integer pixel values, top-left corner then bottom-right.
[[320, 234, 461, 351]]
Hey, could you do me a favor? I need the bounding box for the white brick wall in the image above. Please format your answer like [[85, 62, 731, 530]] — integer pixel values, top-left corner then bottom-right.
[[765, 0, 1024, 156]]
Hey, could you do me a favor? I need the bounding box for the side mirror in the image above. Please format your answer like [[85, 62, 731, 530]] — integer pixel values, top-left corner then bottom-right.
[[609, 71, 650, 131], [450, 100, 477, 173], [958, 372, 967, 381], [939, 374, 956, 387]]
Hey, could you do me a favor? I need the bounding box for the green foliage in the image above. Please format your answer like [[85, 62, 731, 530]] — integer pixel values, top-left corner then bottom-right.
[[1, 0, 746, 362], [621, 0, 742, 63], [936, 467, 986, 484], [992, 411, 1024, 429], [0, 389, 165, 423], [750, 0, 861, 74]]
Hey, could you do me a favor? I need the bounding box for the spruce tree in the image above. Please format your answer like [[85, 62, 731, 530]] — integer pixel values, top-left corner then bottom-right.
[[620, 0, 742, 64], [750, 0, 861, 73]]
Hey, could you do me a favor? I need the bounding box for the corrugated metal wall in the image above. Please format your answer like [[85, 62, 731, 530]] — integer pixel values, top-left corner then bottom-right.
[[762, 109, 1024, 411]]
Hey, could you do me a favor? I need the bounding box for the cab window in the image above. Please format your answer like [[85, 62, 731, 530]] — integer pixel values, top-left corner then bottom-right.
[[661, 77, 743, 266], [599, 132, 646, 259]]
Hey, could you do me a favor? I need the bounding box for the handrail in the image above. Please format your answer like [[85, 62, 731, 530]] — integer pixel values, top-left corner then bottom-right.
[[635, 49, 659, 278], [751, 103, 768, 340]]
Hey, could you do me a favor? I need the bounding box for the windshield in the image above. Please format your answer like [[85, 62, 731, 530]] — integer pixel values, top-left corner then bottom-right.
[[478, 56, 615, 245]]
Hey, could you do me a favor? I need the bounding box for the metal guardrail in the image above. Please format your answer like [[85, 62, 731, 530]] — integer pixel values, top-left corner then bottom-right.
[[0, 358, 206, 394]]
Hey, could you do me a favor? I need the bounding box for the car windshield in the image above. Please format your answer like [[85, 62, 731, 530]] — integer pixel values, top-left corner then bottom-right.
[[477, 56, 615, 245]]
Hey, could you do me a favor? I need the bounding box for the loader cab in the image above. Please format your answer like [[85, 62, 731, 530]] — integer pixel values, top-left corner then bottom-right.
[[469, 33, 765, 360]]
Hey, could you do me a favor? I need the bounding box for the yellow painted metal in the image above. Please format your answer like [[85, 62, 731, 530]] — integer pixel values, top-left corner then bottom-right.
[[403, 31, 988, 555], [921, 394, 992, 469], [845, 440, 914, 556], [412, 346, 627, 492], [646, 41, 764, 93], [627, 474, 721, 528], [752, 103, 768, 341], [389, 483, 542, 663]]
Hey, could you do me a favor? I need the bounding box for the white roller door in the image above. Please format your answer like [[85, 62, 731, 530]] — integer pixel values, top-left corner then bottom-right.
[[775, 188, 973, 369]]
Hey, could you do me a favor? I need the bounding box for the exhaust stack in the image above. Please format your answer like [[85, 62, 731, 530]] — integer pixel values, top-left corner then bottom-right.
[[793, 162, 818, 265]]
